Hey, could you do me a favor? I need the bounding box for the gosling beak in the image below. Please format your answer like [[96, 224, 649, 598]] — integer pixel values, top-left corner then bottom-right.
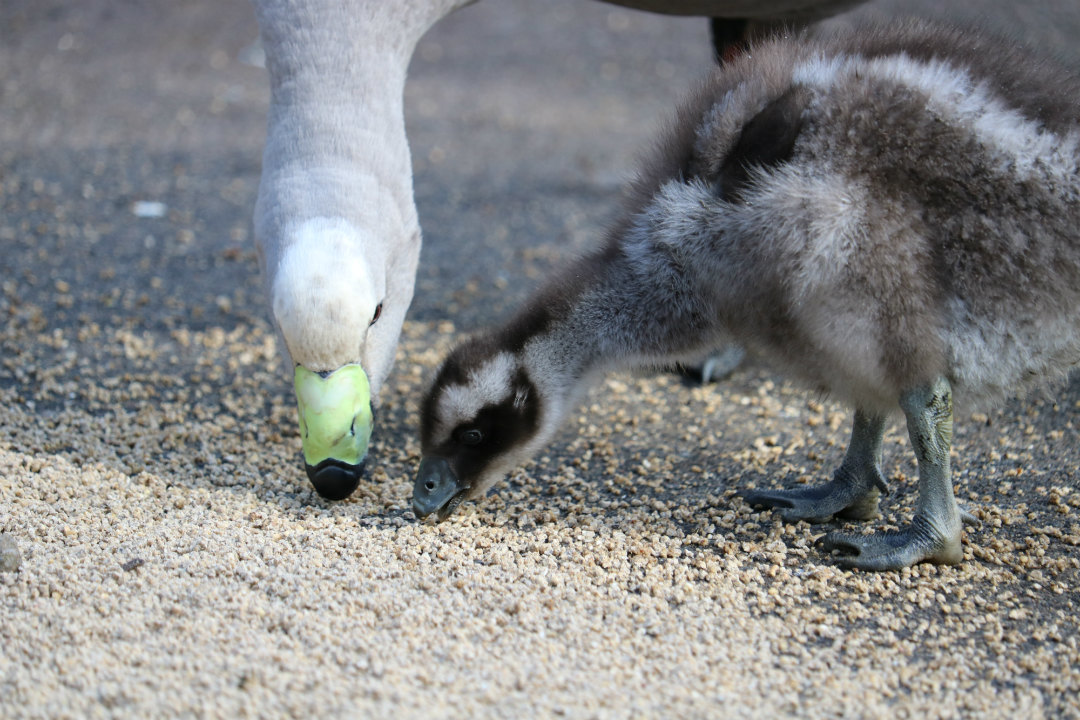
[[412, 456, 469, 521], [294, 364, 373, 500]]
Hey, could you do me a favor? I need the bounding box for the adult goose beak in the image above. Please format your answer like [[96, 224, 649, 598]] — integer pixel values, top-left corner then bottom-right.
[[412, 457, 468, 521], [294, 364, 373, 500]]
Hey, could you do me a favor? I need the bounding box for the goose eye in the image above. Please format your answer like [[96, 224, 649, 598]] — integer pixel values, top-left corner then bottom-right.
[[457, 428, 484, 446], [369, 302, 383, 326]]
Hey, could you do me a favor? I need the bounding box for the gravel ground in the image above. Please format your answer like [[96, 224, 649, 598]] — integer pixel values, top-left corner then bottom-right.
[[2, 0, 1079, 717]]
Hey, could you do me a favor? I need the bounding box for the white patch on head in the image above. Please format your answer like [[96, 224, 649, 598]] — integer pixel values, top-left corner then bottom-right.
[[424, 341, 576, 499], [271, 217, 381, 372], [435, 352, 518, 435]]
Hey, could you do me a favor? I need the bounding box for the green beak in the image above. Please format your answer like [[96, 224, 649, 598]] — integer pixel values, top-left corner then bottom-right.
[[294, 364, 373, 499]]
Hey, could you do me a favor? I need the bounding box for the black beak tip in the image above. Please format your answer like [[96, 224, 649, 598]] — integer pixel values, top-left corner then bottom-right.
[[306, 459, 364, 501], [411, 499, 433, 520]]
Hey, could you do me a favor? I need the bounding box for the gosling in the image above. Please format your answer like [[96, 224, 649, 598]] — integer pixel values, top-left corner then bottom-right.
[[413, 20, 1080, 570]]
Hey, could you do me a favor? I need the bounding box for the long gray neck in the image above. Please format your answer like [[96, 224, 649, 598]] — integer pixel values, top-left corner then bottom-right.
[[252, 0, 476, 241]]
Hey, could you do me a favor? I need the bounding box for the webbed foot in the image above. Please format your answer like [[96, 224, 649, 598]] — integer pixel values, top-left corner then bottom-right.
[[818, 510, 979, 570], [818, 515, 962, 570], [741, 469, 885, 523], [742, 410, 887, 523]]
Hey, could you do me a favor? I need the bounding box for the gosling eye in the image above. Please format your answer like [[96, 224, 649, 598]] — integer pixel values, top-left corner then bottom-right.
[[457, 428, 484, 446], [369, 302, 383, 326]]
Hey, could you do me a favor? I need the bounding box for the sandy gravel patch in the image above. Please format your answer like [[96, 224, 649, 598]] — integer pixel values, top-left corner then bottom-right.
[[2, 317, 1078, 718]]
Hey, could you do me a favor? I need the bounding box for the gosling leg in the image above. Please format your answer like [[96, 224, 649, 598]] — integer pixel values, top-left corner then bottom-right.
[[818, 377, 979, 570], [741, 409, 888, 523]]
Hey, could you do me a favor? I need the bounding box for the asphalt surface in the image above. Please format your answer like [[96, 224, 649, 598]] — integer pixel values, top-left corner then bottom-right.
[[2, 0, 1080, 716]]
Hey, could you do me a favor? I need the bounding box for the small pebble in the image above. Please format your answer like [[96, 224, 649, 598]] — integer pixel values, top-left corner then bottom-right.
[[0, 533, 22, 573], [131, 201, 167, 218]]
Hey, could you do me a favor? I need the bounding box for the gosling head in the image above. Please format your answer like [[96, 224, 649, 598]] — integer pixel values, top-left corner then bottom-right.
[[413, 338, 548, 521]]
